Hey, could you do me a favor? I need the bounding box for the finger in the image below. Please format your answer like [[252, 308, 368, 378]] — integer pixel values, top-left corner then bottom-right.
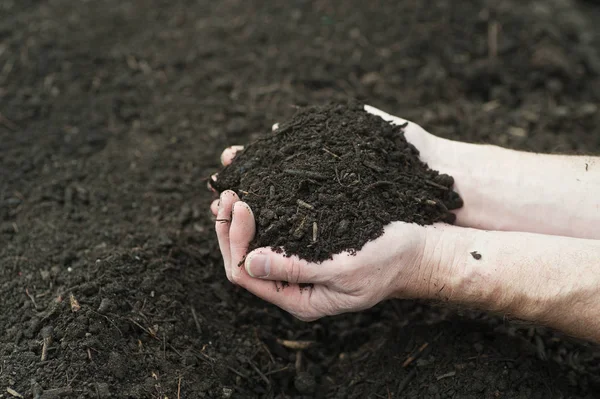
[[272, 123, 279, 131], [210, 199, 219, 216], [364, 104, 413, 126], [244, 248, 331, 284], [215, 190, 239, 281], [207, 173, 218, 193], [234, 266, 324, 321], [364, 104, 432, 156], [229, 202, 256, 281], [220, 145, 244, 166]]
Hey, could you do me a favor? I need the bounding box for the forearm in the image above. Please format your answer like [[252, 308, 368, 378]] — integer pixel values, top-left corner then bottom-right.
[[429, 138, 600, 239], [437, 226, 600, 343]]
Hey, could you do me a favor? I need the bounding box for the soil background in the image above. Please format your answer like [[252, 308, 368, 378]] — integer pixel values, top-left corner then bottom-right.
[[1, 0, 600, 398]]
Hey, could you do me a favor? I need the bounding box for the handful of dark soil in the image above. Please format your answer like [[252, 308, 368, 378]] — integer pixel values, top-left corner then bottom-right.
[[211, 102, 463, 262]]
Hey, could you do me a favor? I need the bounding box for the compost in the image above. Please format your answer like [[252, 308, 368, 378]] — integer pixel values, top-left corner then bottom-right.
[[211, 102, 462, 262]]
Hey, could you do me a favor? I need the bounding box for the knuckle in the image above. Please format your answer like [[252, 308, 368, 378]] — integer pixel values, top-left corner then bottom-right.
[[286, 257, 302, 283]]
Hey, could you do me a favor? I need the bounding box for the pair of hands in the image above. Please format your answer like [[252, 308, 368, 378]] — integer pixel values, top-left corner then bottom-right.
[[209, 107, 600, 341], [208, 105, 457, 321]]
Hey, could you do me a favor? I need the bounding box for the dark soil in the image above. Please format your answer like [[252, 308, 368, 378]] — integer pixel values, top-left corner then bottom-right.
[[1, 0, 600, 398], [211, 101, 462, 262]]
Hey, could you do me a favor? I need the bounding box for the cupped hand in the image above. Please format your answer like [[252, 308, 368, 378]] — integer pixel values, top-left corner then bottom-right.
[[213, 188, 448, 321], [208, 105, 453, 320]]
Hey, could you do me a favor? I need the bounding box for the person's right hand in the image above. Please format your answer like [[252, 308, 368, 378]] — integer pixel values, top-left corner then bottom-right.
[[211, 186, 459, 321]]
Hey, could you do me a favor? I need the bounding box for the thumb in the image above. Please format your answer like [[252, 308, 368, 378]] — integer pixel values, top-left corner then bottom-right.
[[244, 249, 330, 284]]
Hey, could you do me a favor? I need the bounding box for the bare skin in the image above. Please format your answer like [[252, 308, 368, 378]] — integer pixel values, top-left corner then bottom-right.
[[209, 105, 600, 343]]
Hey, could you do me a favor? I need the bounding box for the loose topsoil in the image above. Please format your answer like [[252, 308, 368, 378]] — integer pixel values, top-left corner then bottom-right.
[[2, 1, 600, 398], [211, 102, 462, 262]]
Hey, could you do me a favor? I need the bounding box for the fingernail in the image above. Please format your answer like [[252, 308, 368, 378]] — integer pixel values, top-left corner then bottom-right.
[[246, 253, 270, 278]]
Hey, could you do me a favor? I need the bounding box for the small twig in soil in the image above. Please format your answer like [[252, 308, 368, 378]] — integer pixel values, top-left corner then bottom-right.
[[322, 147, 340, 158], [6, 387, 24, 398], [41, 386, 73, 398], [424, 179, 449, 190], [243, 356, 270, 386], [296, 199, 315, 210], [396, 368, 417, 395], [312, 222, 318, 243], [254, 328, 275, 364], [295, 351, 303, 373], [365, 180, 395, 190], [239, 189, 264, 197], [190, 307, 202, 336], [177, 376, 182, 399], [402, 342, 429, 367], [129, 318, 159, 340], [196, 351, 215, 363], [225, 364, 249, 380], [436, 371, 456, 380], [488, 20, 499, 59], [334, 166, 345, 187], [25, 288, 39, 310], [41, 336, 52, 361], [167, 343, 183, 358], [283, 169, 328, 180], [276, 339, 315, 350], [437, 201, 449, 212], [89, 310, 123, 336]]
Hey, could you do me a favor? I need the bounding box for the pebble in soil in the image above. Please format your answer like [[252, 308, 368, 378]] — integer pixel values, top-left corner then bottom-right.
[[211, 101, 463, 263]]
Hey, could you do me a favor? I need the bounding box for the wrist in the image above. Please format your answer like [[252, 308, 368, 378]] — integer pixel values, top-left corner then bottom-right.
[[394, 224, 470, 302], [437, 228, 600, 338], [417, 225, 513, 311]]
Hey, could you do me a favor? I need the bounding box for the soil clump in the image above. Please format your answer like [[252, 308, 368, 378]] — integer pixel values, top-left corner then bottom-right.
[[211, 102, 462, 262]]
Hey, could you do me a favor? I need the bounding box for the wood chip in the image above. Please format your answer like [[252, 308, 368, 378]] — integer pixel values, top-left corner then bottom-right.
[[436, 371, 456, 380], [6, 388, 24, 398], [277, 339, 315, 350], [69, 293, 81, 312], [296, 199, 315, 210]]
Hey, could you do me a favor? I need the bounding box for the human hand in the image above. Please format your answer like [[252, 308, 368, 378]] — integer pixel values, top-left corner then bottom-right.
[[212, 187, 456, 321], [208, 105, 460, 320]]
